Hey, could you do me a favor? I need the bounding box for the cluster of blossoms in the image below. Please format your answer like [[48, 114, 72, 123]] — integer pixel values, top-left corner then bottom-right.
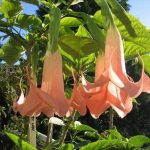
[[13, 24, 150, 119]]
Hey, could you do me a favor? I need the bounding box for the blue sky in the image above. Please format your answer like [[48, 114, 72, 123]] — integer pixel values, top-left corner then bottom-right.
[[129, 0, 150, 27]]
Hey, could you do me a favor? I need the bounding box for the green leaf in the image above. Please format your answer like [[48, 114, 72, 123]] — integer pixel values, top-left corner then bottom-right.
[[94, 11, 150, 59], [0, 38, 24, 65], [141, 54, 150, 75], [107, 129, 123, 140], [71, 0, 83, 5], [59, 35, 99, 58], [20, 0, 39, 5], [16, 14, 42, 30], [93, 10, 105, 27], [74, 124, 96, 132], [81, 53, 96, 72], [115, 15, 150, 59], [75, 25, 91, 38], [129, 135, 150, 148], [67, 10, 105, 50], [61, 48, 76, 75], [1, 0, 22, 18], [81, 139, 132, 150], [107, 0, 136, 37], [61, 17, 83, 27], [5, 132, 37, 150], [60, 26, 75, 36], [59, 143, 74, 150], [81, 13, 105, 50], [95, 0, 114, 28]]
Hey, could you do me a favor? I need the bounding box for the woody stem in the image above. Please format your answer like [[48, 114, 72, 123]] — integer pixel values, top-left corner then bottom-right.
[[109, 107, 114, 129], [46, 121, 53, 144], [59, 111, 76, 146]]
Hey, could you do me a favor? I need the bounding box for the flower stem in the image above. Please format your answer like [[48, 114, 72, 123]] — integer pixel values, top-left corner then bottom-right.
[[28, 116, 36, 147], [46, 121, 53, 144], [109, 108, 114, 129], [59, 111, 76, 146]]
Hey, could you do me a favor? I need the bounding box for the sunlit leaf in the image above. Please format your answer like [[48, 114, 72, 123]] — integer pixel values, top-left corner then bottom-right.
[[61, 17, 83, 27], [116, 15, 150, 59], [6, 132, 37, 150], [94, 11, 150, 59], [58, 143, 74, 150], [16, 14, 42, 30], [76, 25, 91, 38], [71, 0, 83, 5], [59, 35, 99, 57], [74, 124, 96, 132], [107, 129, 124, 140], [107, 0, 136, 37], [129, 135, 150, 148], [0, 38, 24, 65], [141, 54, 150, 75], [80, 139, 133, 150], [1, 0, 22, 18]]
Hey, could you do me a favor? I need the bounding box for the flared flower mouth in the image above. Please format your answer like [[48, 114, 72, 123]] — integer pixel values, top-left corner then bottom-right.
[[81, 24, 150, 118], [13, 51, 69, 117]]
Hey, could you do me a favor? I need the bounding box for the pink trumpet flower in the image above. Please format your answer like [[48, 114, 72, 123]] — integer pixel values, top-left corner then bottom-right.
[[13, 51, 69, 117], [82, 25, 150, 118]]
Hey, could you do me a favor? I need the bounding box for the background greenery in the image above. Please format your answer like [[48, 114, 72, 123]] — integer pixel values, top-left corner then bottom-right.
[[0, 0, 150, 149]]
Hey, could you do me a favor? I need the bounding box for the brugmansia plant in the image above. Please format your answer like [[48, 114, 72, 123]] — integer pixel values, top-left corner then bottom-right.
[[0, 0, 150, 149]]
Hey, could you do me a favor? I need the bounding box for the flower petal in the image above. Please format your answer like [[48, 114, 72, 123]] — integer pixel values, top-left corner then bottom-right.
[[41, 51, 69, 116], [86, 84, 110, 119]]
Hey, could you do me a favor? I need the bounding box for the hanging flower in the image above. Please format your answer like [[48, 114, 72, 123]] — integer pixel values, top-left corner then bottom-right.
[[67, 74, 87, 117], [13, 51, 69, 117], [81, 24, 150, 118]]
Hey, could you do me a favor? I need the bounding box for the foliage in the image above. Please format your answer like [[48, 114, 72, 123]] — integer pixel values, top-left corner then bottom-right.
[[6, 132, 37, 150], [0, 0, 150, 149]]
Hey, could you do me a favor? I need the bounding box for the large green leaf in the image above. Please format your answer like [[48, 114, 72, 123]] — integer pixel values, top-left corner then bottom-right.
[[0, 38, 24, 65], [67, 10, 105, 50], [80, 139, 133, 150], [129, 135, 150, 148], [116, 15, 150, 59], [73, 124, 96, 132], [95, 0, 114, 28], [107, 0, 136, 37], [80, 53, 96, 72], [60, 17, 83, 27], [1, 0, 22, 18], [81, 13, 105, 50], [16, 14, 42, 30], [59, 144, 74, 150], [75, 25, 91, 38], [6, 132, 37, 150], [71, 0, 83, 5], [141, 54, 150, 75], [94, 11, 150, 59], [107, 129, 124, 140], [59, 35, 99, 58]]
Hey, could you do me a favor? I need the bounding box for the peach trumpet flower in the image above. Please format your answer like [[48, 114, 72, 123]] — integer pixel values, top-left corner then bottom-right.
[[67, 75, 87, 117], [82, 24, 150, 118], [13, 51, 69, 117]]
